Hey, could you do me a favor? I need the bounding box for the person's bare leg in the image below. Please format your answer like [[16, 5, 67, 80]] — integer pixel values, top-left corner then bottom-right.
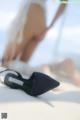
[[20, 4, 46, 62], [39, 59, 74, 76], [44, 58, 80, 87], [70, 70, 80, 87], [53, 58, 80, 86]]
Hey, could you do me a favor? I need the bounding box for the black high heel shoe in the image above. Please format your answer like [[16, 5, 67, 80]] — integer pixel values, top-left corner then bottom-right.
[[0, 68, 60, 96]]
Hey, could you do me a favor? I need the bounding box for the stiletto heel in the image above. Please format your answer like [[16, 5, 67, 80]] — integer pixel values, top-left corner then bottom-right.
[[0, 68, 60, 96]]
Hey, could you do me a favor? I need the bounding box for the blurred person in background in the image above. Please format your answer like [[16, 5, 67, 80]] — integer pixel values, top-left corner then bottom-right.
[[1, 0, 80, 87], [2, 0, 68, 64]]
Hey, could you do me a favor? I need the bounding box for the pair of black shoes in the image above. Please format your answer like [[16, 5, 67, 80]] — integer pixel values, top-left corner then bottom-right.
[[0, 68, 60, 96]]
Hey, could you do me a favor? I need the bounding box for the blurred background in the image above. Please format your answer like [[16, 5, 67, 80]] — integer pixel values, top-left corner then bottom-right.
[[0, 0, 80, 68]]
